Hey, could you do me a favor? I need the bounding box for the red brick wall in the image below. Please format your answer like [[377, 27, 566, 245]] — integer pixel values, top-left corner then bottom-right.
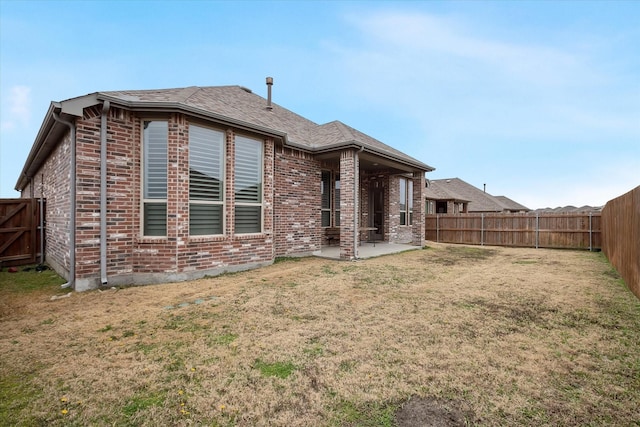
[[26, 107, 282, 289], [339, 150, 357, 259], [22, 131, 72, 280], [273, 145, 322, 256], [127, 113, 277, 286], [75, 106, 102, 279], [23, 102, 427, 288]]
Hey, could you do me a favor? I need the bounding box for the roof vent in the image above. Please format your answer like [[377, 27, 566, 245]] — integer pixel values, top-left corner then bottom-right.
[[266, 76, 273, 110], [239, 86, 252, 93]]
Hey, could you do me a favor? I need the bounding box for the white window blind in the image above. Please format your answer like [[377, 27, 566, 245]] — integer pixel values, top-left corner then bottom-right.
[[234, 136, 262, 233], [321, 171, 331, 227], [189, 125, 224, 235], [334, 175, 341, 227], [144, 121, 168, 199], [408, 179, 414, 225], [143, 121, 168, 236], [399, 178, 407, 226]]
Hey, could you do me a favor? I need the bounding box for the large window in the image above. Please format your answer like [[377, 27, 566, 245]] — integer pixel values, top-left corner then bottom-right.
[[234, 135, 263, 233], [189, 125, 224, 235], [399, 177, 413, 226], [143, 121, 168, 236], [321, 171, 340, 227]]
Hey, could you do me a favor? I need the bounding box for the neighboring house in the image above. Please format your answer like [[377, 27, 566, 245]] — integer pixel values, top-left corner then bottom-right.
[[493, 195, 531, 213], [425, 178, 530, 213], [424, 180, 469, 214], [15, 80, 434, 291]]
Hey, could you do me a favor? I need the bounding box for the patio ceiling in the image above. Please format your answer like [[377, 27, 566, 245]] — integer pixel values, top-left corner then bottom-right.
[[316, 151, 420, 174]]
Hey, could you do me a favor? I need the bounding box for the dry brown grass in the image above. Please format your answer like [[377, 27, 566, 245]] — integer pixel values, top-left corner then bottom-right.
[[1, 243, 639, 426]]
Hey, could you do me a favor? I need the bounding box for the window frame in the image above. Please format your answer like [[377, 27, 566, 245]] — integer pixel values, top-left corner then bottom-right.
[[399, 177, 413, 226], [141, 119, 168, 237], [321, 170, 331, 227], [321, 170, 341, 227], [334, 173, 341, 227], [188, 124, 225, 236], [234, 134, 264, 235]]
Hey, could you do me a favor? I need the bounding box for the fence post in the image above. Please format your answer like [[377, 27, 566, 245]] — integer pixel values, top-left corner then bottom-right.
[[436, 214, 440, 243], [536, 212, 540, 249], [589, 212, 593, 252], [481, 213, 484, 246]]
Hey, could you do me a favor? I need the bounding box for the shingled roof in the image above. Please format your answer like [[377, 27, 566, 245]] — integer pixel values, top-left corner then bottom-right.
[[17, 84, 434, 191], [96, 85, 433, 171], [426, 178, 530, 213], [494, 195, 530, 212]]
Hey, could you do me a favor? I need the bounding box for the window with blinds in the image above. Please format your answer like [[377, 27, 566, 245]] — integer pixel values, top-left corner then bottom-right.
[[189, 125, 224, 235], [334, 174, 341, 227], [399, 177, 414, 226], [321, 171, 331, 227], [399, 177, 407, 225], [143, 121, 168, 236], [408, 179, 414, 225], [234, 135, 262, 233], [321, 171, 341, 227]]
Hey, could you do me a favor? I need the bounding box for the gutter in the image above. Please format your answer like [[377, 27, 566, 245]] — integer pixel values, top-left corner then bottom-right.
[[52, 112, 76, 290], [100, 101, 110, 285]]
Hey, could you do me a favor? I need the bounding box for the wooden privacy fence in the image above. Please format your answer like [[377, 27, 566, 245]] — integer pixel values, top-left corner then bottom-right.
[[0, 198, 45, 267], [601, 186, 639, 300], [426, 212, 601, 250]]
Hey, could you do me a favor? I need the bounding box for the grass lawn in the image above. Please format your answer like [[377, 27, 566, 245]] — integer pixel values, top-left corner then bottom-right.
[[1, 243, 639, 426]]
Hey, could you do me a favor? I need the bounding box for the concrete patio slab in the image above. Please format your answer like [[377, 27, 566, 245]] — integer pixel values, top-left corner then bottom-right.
[[317, 242, 419, 260]]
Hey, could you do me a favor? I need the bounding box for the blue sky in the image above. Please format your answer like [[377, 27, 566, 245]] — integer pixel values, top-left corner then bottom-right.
[[1, 0, 638, 208]]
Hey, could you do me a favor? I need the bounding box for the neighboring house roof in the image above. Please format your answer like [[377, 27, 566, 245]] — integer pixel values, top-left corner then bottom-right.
[[424, 180, 470, 202], [16, 85, 434, 191], [532, 205, 603, 213], [426, 178, 530, 212], [494, 196, 530, 212]]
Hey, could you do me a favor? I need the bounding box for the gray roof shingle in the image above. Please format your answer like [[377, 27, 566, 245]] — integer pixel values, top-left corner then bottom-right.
[[98, 85, 433, 171], [427, 178, 529, 212]]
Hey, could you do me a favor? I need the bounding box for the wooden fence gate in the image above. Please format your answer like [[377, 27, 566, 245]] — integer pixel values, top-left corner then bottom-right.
[[0, 198, 44, 267]]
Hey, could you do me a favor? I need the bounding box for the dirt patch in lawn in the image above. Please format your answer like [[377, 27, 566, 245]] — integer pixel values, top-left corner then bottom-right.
[[395, 396, 472, 427], [1, 243, 639, 426]]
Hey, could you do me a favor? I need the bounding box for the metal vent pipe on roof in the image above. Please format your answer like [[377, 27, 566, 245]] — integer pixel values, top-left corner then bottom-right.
[[266, 77, 273, 110]]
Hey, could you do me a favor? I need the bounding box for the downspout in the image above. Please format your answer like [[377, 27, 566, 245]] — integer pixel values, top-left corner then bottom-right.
[[100, 101, 110, 285], [39, 175, 44, 266], [52, 112, 76, 289]]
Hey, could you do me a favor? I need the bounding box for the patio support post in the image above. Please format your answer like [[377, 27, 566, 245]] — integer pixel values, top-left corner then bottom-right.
[[339, 149, 358, 259], [412, 171, 425, 247]]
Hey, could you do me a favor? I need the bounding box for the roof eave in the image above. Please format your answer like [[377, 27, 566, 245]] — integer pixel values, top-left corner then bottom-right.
[[16, 94, 100, 191], [311, 140, 434, 172]]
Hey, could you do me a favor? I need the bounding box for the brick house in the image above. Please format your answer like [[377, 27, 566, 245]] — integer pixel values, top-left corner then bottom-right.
[[15, 80, 434, 291]]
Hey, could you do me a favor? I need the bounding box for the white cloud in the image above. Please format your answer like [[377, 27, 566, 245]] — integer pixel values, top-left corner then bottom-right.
[[1, 85, 31, 131], [343, 10, 593, 88]]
